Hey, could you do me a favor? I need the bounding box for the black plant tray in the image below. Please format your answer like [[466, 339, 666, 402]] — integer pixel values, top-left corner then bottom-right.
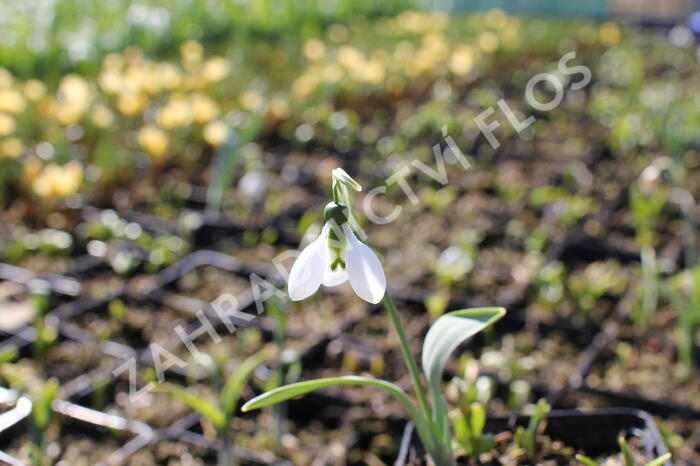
[[396, 408, 672, 466], [0, 387, 152, 466]]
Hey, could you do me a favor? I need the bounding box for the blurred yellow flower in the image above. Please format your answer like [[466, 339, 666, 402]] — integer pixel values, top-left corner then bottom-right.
[[450, 44, 476, 77], [485, 9, 508, 29], [337, 46, 364, 70], [477, 31, 499, 53], [141, 66, 163, 95], [203, 120, 228, 146], [410, 49, 436, 75], [158, 63, 183, 90], [181, 40, 204, 68], [157, 94, 193, 129], [423, 33, 449, 60], [400, 11, 424, 33], [123, 66, 150, 94], [37, 97, 57, 118], [0, 138, 23, 159], [0, 89, 26, 114], [99, 69, 123, 94], [103, 52, 125, 70], [394, 40, 414, 63], [190, 92, 219, 124], [23, 157, 42, 181], [240, 90, 264, 112], [202, 57, 230, 82], [268, 97, 290, 122], [32, 161, 83, 199], [292, 74, 317, 99], [117, 91, 147, 117], [55, 161, 83, 197], [0, 68, 13, 88], [33, 174, 54, 198], [0, 113, 15, 136], [600, 23, 621, 46], [91, 104, 115, 128], [183, 73, 207, 91], [430, 12, 449, 31], [357, 59, 385, 84], [57, 75, 91, 124], [24, 80, 46, 102], [500, 26, 520, 50], [138, 125, 168, 159], [59, 75, 90, 105], [124, 46, 144, 65], [398, 11, 447, 33], [304, 39, 326, 62], [320, 64, 343, 84], [55, 105, 85, 126]]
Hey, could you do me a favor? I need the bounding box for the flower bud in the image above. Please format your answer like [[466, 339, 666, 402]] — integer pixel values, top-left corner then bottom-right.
[[323, 202, 348, 225]]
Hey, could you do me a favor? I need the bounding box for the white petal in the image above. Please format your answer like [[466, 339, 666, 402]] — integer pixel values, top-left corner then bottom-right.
[[343, 224, 386, 304], [322, 222, 349, 286], [322, 259, 348, 287], [288, 228, 328, 301]]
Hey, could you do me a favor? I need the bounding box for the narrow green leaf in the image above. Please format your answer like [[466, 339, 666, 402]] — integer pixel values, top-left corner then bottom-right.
[[160, 383, 225, 430], [526, 398, 550, 458], [644, 453, 672, 466], [242, 376, 408, 413], [421, 307, 505, 447], [32, 378, 59, 431], [421, 307, 506, 393], [241, 375, 439, 457], [575, 454, 598, 466], [618, 432, 634, 466], [451, 410, 468, 445], [221, 348, 271, 418], [266, 297, 289, 341], [469, 402, 485, 437], [206, 127, 243, 212], [206, 108, 266, 211], [692, 264, 700, 315], [0, 345, 18, 365]]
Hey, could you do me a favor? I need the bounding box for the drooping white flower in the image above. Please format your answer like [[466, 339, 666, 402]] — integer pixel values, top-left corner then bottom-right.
[[288, 204, 386, 304]]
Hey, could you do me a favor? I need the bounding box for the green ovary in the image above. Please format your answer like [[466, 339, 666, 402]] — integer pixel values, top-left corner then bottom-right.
[[328, 228, 346, 271]]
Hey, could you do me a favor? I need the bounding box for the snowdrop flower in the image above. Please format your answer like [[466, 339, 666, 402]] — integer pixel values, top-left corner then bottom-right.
[[288, 202, 386, 304]]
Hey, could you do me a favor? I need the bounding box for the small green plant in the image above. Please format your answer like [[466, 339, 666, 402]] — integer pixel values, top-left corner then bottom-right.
[[529, 187, 597, 228], [533, 261, 566, 312], [629, 174, 667, 328], [30, 378, 60, 466], [241, 170, 506, 465], [633, 245, 660, 329], [160, 347, 271, 466], [451, 367, 549, 461], [575, 432, 671, 466], [568, 260, 626, 317], [107, 298, 126, 321], [28, 280, 57, 362], [667, 263, 700, 378], [452, 401, 494, 457], [0, 346, 18, 365], [513, 398, 551, 460], [629, 182, 667, 248], [263, 296, 301, 454], [206, 106, 267, 212]]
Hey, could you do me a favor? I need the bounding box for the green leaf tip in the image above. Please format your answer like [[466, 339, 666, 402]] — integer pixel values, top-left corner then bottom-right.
[[422, 306, 506, 386]]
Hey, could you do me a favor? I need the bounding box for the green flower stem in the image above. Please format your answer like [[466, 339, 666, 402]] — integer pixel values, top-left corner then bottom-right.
[[383, 292, 432, 419], [217, 426, 237, 466], [331, 179, 342, 204]]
